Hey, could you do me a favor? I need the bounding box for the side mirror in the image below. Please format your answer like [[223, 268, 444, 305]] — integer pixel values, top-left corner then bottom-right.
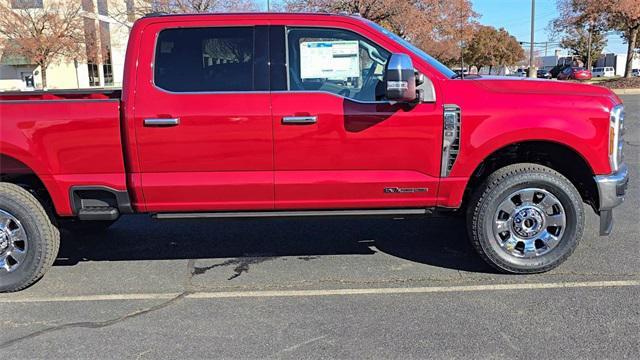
[[385, 53, 417, 102]]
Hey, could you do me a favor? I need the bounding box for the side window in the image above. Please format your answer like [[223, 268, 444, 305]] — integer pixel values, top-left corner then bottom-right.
[[287, 27, 391, 102], [154, 27, 254, 92]]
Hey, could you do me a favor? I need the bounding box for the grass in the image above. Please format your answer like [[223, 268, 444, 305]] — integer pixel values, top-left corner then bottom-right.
[[585, 76, 622, 84]]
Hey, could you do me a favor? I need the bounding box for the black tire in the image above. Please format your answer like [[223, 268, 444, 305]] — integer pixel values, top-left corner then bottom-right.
[[0, 182, 60, 292], [61, 219, 116, 233], [467, 163, 584, 274]]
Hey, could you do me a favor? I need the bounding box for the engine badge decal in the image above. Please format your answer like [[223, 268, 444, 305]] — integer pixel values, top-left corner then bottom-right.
[[384, 187, 428, 194]]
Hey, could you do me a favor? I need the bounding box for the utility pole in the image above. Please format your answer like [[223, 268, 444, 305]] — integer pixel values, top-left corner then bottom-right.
[[544, 42, 548, 57], [529, 0, 537, 78], [267, 0, 270, 11], [586, 24, 592, 70]]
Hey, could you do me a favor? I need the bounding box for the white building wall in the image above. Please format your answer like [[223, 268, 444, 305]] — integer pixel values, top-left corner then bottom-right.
[[596, 53, 640, 76], [108, 20, 130, 87], [43, 62, 83, 89], [537, 55, 560, 70]]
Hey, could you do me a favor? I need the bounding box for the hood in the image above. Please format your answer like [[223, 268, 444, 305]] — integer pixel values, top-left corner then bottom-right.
[[469, 76, 615, 99]]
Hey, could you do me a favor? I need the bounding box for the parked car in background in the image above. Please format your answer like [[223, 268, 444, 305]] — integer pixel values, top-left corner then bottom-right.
[[558, 67, 592, 81], [515, 68, 528, 77], [537, 69, 552, 79], [592, 67, 615, 77], [633, 69, 639, 77], [549, 64, 571, 79]]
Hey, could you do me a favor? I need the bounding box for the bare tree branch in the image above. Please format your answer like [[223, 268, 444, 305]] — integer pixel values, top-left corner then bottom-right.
[[0, 0, 85, 88]]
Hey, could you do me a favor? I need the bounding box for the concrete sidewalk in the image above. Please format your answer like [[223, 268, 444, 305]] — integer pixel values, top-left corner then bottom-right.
[[612, 88, 640, 95]]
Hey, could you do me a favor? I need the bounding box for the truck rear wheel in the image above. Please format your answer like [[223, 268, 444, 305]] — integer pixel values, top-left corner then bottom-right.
[[467, 163, 584, 273], [0, 183, 59, 292]]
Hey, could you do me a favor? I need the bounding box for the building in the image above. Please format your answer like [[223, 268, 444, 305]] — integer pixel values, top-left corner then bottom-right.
[[536, 51, 580, 71], [0, 0, 130, 90], [595, 53, 640, 76]]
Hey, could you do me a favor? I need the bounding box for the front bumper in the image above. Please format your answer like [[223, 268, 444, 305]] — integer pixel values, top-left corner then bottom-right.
[[594, 163, 629, 235]]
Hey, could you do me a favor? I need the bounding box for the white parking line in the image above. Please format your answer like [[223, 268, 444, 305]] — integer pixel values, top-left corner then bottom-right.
[[1, 280, 638, 303]]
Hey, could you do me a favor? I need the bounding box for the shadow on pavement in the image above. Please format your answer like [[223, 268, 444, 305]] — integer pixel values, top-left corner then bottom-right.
[[54, 214, 495, 273]]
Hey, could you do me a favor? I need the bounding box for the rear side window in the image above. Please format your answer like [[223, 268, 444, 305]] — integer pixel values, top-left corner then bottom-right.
[[154, 27, 255, 92]]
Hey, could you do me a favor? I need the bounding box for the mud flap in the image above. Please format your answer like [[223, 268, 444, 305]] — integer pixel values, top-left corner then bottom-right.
[[599, 209, 613, 236]]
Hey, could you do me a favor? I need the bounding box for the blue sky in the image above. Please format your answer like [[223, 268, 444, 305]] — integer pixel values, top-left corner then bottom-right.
[[473, 0, 627, 55], [260, 0, 628, 55]]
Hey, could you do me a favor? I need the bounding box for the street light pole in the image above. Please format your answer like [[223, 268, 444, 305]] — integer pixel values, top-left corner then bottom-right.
[[529, 0, 537, 78]]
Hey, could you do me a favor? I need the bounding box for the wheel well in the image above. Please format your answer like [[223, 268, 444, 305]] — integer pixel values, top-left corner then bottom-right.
[[463, 141, 599, 211], [0, 155, 57, 224]]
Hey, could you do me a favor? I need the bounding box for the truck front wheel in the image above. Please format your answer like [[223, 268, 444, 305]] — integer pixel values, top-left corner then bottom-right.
[[0, 183, 60, 292], [467, 163, 584, 273]]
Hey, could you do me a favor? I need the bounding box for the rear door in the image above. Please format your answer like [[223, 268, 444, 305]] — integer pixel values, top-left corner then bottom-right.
[[133, 23, 273, 212], [270, 25, 443, 210]]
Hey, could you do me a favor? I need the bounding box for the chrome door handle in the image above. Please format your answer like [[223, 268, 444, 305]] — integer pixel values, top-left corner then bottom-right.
[[144, 118, 180, 127], [282, 116, 317, 125]]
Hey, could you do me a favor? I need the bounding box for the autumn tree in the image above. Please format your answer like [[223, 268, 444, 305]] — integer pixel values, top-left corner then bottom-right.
[[110, 0, 261, 26], [560, 25, 607, 68], [553, 0, 640, 78], [283, 0, 478, 65], [464, 25, 525, 73], [0, 0, 85, 88], [283, 0, 406, 23], [607, 0, 640, 77]]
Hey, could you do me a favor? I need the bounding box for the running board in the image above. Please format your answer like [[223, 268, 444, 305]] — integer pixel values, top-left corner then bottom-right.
[[154, 208, 432, 220]]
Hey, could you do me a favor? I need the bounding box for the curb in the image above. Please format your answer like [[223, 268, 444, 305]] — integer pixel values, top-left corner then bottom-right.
[[611, 88, 640, 95]]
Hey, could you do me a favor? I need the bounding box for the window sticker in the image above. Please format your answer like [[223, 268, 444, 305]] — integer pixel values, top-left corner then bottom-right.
[[300, 40, 360, 80]]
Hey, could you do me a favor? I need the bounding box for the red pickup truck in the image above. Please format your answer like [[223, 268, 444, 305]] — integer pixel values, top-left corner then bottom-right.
[[0, 13, 629, 292]]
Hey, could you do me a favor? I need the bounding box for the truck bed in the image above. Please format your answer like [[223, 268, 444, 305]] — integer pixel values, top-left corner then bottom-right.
[[0, 88, 127, 216]]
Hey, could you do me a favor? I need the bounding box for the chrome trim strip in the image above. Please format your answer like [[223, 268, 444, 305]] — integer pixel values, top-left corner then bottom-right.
[[441, 104, 461, 177], [155, 208, 428, 219]]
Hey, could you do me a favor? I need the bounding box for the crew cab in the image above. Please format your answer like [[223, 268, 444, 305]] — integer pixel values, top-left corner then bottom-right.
[[0, 13, 629, 292]]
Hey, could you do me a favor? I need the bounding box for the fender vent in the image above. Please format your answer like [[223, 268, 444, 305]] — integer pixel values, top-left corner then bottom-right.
[[441, 105, 461, 177]]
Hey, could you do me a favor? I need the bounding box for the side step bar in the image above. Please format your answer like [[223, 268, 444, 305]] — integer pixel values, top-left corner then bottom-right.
[[154, 208, 432, 220]]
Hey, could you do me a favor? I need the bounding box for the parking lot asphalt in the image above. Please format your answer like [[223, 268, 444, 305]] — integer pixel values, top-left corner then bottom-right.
[[0, 95, 638, 359]]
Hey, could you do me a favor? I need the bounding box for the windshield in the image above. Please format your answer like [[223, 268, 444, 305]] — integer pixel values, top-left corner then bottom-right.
[[367, 21, 456, 78]]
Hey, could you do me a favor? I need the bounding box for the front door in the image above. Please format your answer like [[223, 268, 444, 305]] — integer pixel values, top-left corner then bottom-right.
[[134, 24, 273, 212], [272, 26, 443, 210]]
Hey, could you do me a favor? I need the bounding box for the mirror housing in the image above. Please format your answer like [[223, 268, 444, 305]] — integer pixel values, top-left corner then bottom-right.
[[385, 53, 417, 102]]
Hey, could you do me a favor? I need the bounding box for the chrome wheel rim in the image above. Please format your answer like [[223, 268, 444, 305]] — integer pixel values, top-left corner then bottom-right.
[[492, 188, 566, 258], [0, 209, 28, 273]]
